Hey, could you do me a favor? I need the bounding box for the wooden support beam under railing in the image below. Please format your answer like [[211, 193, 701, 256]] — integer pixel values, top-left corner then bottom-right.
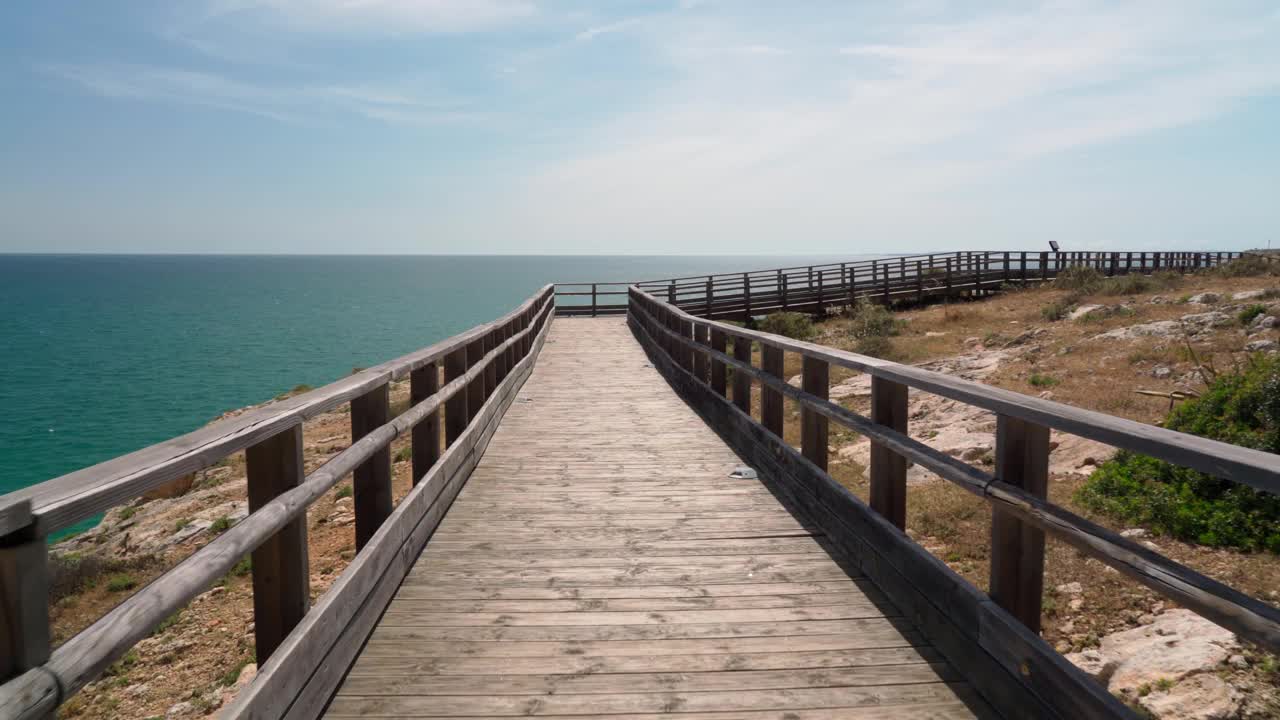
[[801, 356, 828, 471], [732, 334, 752, 414], [989, 414, 1051, 632], [870, 376, 908, 530]]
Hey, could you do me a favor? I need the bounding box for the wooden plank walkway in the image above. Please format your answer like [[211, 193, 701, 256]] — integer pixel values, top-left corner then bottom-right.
[[325, 317, 994, 719]]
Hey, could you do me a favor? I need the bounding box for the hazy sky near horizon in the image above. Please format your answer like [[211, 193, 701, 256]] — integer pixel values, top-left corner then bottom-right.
[[2, 1, 1279, 255]]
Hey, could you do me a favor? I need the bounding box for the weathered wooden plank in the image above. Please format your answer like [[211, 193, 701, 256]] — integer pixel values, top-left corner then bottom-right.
[[326, 683, 980, 716], [346, 646, 944, 676]]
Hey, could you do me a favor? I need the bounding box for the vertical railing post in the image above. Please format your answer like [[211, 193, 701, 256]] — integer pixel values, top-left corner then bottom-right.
[[816, 268, 825, 315], [705, 277, 713, 318], [870, 377, 908, 529], [591, 284, 597, 318], [351, 383, 392, 551], [732, 333, 752, 415], [681, 318, 695, 372], [990, 414, 1051, 632], [881, 262, 890, 304], [801, 357, 829, 471], [444, 347, 468, 447], [945, 257, 953, 296], [1040, 251, 1049, 281], [466, 338, 486, 423], [1020, 252, 1028, 286], [246, 425, 309, 663], [780, 271, 789, 310], [1003, 251, 1011, 283], [742, 273, 752, 322], [484, 330, 498, 400], [915, 260, 924, 303], [693, 323, 709, 382], [710, 328, 728, 397], [668, 282, 676, 305], [410, 361, 441, 486], [0, 500, 50, 681], [1109, 252, 1119, 277], [761, 344, 784, 438]]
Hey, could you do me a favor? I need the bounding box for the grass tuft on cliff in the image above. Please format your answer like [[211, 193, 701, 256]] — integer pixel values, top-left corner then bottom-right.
[[1077, 354, 1280, 552]]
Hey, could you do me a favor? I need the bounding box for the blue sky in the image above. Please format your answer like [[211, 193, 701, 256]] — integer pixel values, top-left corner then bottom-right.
[[2, 0, 1278, 254]]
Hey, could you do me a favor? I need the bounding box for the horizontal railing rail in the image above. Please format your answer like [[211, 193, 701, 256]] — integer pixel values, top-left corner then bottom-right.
[[0, 286, 556, 720], [557, 250, 1242, 318], [627, 284, 1278, 719]]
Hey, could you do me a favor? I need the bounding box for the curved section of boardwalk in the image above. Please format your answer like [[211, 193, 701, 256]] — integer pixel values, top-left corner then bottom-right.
[[326, 318, 993, 719]]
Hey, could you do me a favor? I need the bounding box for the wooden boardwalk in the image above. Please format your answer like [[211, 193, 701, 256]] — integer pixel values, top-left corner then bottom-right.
[[326, 318, 992, 719]]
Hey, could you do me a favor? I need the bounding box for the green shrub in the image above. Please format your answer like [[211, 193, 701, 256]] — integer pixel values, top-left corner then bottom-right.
[[1040, 299, 1075, 322], [1214, 254, 1278, 278], [393, 445, 412, 463], [1028, 373, 1059, 388], [843, 298, 900, 339], [1076, 354, 1280, 552], [1098, 274, 1155, 296], [209, 515, 233, 534], [1055, 266, 1104, 292], [232, 556, 252, 577], [853, 334, 894, 359], [1239, 304, 1268, 326], [335, 484, 353, 499], [757, 312, 815, 340], [106, 574, 137, 592]]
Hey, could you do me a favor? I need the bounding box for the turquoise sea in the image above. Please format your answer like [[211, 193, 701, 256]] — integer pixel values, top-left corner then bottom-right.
[[0, 254, 868, 532]]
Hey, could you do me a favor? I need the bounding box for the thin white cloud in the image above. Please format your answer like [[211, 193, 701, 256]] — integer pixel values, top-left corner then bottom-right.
[[41, 62, 477, 126], [575, 18, 641, 42], [199, 0, 536, 34]]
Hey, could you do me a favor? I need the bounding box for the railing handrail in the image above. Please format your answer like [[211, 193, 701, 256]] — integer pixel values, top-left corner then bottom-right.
[[0, 287, 556, 720], [1, 285, 555, 538], [627, 285, 1280, 654]]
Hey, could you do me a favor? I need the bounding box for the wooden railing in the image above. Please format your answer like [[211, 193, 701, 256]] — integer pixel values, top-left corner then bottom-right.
[[0, 286, 556, 720], [627, 286, 1280, 719], [558, 249, 1241, 318]]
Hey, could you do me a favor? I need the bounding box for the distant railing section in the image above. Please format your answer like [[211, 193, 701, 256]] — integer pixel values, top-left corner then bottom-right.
[[559, 250, 1242, 319], [628, 283, 1279, 718], [0, 287, 556, 720]]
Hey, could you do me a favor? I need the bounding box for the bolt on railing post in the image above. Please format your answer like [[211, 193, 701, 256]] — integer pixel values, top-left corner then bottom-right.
[[870, 377, 908, 530], [410, 360, 441, 486], [990, 414, 1051, 632], [246, 425, 310, 663], [351, 382, 393, 551], [732, 334, 752, 415], [801, 357, 829, 471], [710, 328, 728, 397], [0, 500, 51, 682]]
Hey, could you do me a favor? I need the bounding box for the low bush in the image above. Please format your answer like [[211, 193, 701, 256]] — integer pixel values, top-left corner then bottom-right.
[[757, 311, 815, 340], [106, 574, 137, 592], [1028, 373, 1059, 388], [1040, 294, 1080, 322], [1054, 266, 1104, 292], [1076, 354, 1280, 552], [841, 299, 901, 359], [1214, 254, 1279, 278], [1239, 304, 1268, 326]]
